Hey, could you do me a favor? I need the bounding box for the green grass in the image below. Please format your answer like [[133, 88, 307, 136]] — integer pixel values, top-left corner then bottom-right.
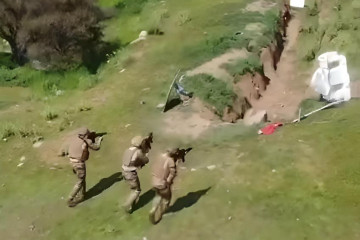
[[297, 0, 360, 78], [183, 74, 236, 115], [225, 54, 263, 78], [1, 0, 360, 240]]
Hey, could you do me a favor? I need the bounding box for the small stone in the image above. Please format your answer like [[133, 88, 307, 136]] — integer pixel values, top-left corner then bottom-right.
[[237, 153, 245, 159], [142, 88, 150, 91], [61, 196, 64, 200], [55, 90, 64, 96], [228, 216, 232, 221], [125, 124, 131, 128], [29, 224, 35, 231], [143, 237, 148, 240], [207, 165, 216, 170], [49, 167, 56, 170], [139, 30, 148, 39], [140, 101, 146, 105], [226, 189, 230, 193], [190, 168, 197, 172], [272, 169, 277, 173], [20, 156, 26, 162], [3, 138, 7, 142], [296, 218, 300, 221], [33, 141, 43, 148], [17, 163, 24, 167], [120, 69, 126, 73], [156, 103, 165, 109]]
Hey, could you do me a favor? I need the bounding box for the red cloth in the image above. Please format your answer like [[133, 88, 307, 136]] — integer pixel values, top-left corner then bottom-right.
[[260, 123, 283, 135]]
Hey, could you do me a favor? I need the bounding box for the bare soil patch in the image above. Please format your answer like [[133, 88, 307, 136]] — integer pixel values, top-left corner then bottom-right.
[[244, 0, 277, 14], [162, 98, 219, 139], [187, 49, 249, 81], [244, 18, 311, 121]]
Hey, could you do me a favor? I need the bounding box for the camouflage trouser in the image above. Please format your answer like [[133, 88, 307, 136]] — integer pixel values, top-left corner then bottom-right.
[[123, 170, 141, 210], [69, 161, 86, 201], [151, 185, 172, 213]]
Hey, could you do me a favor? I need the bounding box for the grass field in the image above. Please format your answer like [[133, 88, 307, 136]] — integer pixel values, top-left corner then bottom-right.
[[1, 0, 360, 239]]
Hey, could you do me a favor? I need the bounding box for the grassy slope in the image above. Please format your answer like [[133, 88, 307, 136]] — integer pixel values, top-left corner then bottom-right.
[[1, 0, 360, 240]]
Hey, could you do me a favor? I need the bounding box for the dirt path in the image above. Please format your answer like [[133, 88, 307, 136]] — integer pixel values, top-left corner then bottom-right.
[[251, 17, 311, 121], [187, 49, 249, 81], [162, 98, 219, 139], [244, 0, 277, 14]]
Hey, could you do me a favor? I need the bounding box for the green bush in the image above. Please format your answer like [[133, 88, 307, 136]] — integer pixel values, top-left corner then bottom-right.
[[182, 74, 235, 115], [225, 55, 263, 79], [42, 107, 59, 121], [0, 123, 17, 139], [0, 122, 41, 140], [177, 11, 191, 26], [308, 1, 319, 16]]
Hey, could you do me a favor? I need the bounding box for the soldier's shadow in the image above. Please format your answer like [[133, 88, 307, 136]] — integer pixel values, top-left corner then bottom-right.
[[85, 172, 123, 200], [166, 187, 211, 213], [132, 189, 156, 213]]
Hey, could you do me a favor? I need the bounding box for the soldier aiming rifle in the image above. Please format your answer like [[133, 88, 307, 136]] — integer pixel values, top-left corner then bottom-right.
[[149, 147, 193, 224], [122, 133, 153, 213]]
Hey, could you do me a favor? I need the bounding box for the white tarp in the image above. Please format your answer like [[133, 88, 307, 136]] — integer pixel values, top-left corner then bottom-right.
[[311, 52, 351, 102], [290, 0, 305, 8]]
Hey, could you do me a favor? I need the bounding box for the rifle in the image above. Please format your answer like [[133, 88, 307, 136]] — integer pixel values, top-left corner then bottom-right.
[[87, 131, 108, 143], [178, 147, 193, 162], [143, 132, 153, 151]]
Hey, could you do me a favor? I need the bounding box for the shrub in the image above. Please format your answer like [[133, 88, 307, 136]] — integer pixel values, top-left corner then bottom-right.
[[308, 2, 319, 16], [182, 74, 236, 115], [0, 123, 17, 139], [0, 0, 104, 68], [42, 107, 59, 121], [225, 55, 263, 79], [0, 122, 41, 140], [177, 11, 191, 26]]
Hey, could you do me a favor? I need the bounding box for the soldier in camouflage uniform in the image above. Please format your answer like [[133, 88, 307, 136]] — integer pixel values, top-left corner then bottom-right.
[[122, 135, 152, 213], [67, 127, 103, 207], [149, 148, 187, 224]]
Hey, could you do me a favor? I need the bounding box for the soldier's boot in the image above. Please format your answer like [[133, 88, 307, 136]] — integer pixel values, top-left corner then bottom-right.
[[76, 181, 86, 202], [123, 190, 141, 213], [67, 198, 78, 207], [149, 195, 162, 224], [67, 180, 85, 207], [161, 198, 170, 214]]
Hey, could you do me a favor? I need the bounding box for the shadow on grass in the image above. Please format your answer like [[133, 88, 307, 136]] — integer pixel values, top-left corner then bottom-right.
[[163, 98, 182, 112], [132, 188, 156, 212], [85, 172, 123, 200], [167, 187, 211, 213]]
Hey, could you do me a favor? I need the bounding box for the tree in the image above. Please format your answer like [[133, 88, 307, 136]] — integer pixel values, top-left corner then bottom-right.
[[0, 0, 104, 69]]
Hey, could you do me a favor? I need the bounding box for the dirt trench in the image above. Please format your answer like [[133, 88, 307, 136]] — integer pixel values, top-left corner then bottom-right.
[[228, 11, 310, 123], [163, 7, 310, 137]]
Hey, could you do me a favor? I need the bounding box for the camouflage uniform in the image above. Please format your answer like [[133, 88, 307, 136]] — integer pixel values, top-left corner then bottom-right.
[[149, 150, 178, 223], [122, 136, 150, 213], [67, 127, 102, 207]]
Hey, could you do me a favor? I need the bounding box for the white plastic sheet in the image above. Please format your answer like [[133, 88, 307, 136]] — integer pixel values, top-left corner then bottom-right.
[[290, 0, 305, 8], [311, 52, 351, 102]]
